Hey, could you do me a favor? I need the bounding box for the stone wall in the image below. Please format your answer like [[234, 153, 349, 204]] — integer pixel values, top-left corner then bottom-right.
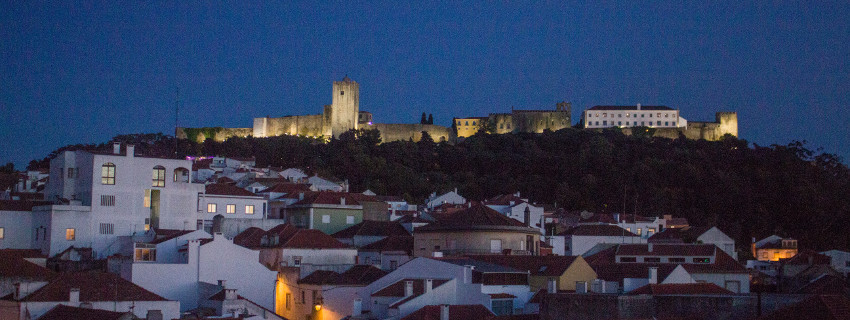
[[617, 112, 738, 141], [370, 123, 453, 143], [175, 127, 253, 143], [511, 110, 571, 134], [252, 114, 327, 138]]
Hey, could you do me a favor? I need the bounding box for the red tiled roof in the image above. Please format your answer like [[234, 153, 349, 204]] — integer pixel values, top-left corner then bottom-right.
[[22, 272, 167, 302], [149, 229, 196, 244], [527, 289, 547, 304], [359, 236, 414, 254], [616, 244, 716, 257], [0, 200, 52, 211], [648, 226, 715, 243], [466, 255, 580, 277], [233, 224, 350, 249], [578, 213, 618, 225], [417, 204, 536, 232], [38, 305, 132, 320], [682, 248, 748, 274], [373, 278, 450, 297], [332, 220, 410, 239], [400, 305, 495, 320], [629, 283, 734, 295], [485, 194, 528, 206], [216, 176, 236, 184], [258, 182, 312, 194], [586, 244, 747, 283], [396, 215, 431, 224], [290, 191, 379, 206], [796, 275, 850, 295], [760, 295, 850, 320], [205, 183, 259, 197], [0, 250, 54, 279], [562, 225, 638, 237], [785, 250, 832, 265], [299, 265, 388, 286]]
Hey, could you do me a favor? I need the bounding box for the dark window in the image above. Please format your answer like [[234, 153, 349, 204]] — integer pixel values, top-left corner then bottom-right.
[[669, 257, 685, 263], [644, 257, 661, 263], [693, 257, 710, 263], [340, 91, 344, 95], [620, 257, 637, 263]]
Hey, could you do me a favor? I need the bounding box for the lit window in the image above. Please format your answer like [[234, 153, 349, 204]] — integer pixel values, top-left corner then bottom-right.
[[152, 166, 166, 187], [0, 227, 4, 239], [657, 113, 661, 117], [246, 205, 254, 214], [693, 257, 710, 264], [346, 215, 355, 224], [144, 190, 151, 208], [322, 215, 330, 223], [226, 204, 235, 214], [66, 228, 75, 241], [144, 218, 150, 231], [173, 168, 189, 183], [637, 228, 642, 235], [134, 244, 156, 261], [207, 203, 217, 213], [101, 163, 116, 185]]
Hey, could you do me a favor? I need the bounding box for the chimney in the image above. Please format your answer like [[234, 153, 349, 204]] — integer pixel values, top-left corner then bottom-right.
[[341, 197, 346, 205], [299, 193, 304, 200], [404, 280, 414, 297], [463, 265, 474, 284], [575, 281, 588, 294], [524, 206, 531, 227], [225, 288, 237, 300], [146, 310, 163, 320], [648, 267, 658, 284], [426, 279, 433, 293], [218, 280, 226, 288], [352, 299, 362, 316], [547, 278, 557, 294], [648, 243, 653, 252], [440, 304, 450, 320], [637, 103, 642, 110], [126, 144, 135, 158], [663, 214, 672, 221], [69, 288, 80, 305], [113, 142, 121, 154], [453, 187, 457, 194]]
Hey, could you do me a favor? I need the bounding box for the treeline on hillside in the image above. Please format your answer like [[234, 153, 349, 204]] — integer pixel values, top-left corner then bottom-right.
[[27, 129, 850, 252]]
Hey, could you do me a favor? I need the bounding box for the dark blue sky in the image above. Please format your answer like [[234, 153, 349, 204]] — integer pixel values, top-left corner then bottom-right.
[[2, 2, 848, 168]]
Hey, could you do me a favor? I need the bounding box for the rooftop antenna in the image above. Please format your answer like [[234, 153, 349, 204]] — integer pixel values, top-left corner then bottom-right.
[[174, 86, 180, 157]]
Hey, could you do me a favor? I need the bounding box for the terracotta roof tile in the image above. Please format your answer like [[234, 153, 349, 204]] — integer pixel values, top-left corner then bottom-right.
[[629, 283, 734, 295], [290, 191, 379, 206], [465, 255, 580, 277], [785, 250, 832, 265], [417, 204, 535, 232], [205, 183, 260, 197], [0, 250, 54, 279], [38, 305, 133, 320], [332, 221, 410, 239], [400, 305, 495, 320], [760, 295, 850, 320], [485, 194, 528, 206], [617, 244, 716, 256], [373, 278, 449, 298], [561, 225, 638, 237], [359, 236, 414, 254], [257, 182, 312, 194], [22, 272, 167, 302], [0, 200, 52, 211], [233, 224, 350, 249], [299, 265, 388, 286]]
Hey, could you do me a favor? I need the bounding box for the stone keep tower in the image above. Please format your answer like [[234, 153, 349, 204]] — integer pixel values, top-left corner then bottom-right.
[[330, 76, 359, 138]]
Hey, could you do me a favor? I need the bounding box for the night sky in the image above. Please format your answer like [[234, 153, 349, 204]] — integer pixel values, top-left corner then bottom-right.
[[2, 2, 848, 169]]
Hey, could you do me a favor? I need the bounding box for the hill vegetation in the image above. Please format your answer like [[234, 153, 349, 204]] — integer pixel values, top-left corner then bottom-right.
[[25, 129, 850, 251]]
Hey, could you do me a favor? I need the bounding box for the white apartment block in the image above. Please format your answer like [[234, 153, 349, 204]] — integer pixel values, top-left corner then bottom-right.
[[33, 143, 204, 257], [583, 105, 687, 129]]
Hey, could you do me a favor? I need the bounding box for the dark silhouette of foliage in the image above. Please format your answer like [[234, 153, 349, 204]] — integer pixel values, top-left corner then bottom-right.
[[24, 129, 850, 251]]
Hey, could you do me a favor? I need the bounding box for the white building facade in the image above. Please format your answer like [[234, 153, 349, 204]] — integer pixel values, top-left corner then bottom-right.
[[583, 105, 687, 129]]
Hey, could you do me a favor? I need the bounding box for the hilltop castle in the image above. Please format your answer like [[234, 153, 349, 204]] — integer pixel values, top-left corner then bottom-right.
[[176, 77, 737, 143]]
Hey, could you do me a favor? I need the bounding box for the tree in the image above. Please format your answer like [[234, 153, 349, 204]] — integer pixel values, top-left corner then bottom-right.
[[420, 112, 427, 124], [427, 114, 434, 125], [476, 119, 496, 134], [0, 162, 14, 173]]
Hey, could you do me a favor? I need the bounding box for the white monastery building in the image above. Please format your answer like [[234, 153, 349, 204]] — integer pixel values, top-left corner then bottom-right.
[[583, 105, 687, 129]]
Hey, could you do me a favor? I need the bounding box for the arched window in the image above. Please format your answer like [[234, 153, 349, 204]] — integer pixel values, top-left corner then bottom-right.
[[173, 167, 189, 183], [152, 166, 166, 187], [101, 163, 116, 185]]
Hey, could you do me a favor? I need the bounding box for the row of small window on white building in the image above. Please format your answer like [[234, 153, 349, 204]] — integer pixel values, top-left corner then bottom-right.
[[207, 203, 255, 214], [65, 163, 190, 186], [587, 112, 674, 118], [589, 120, 675, 127]]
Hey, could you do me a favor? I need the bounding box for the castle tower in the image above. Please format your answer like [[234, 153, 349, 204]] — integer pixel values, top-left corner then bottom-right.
[[330, 76, 359, 138]]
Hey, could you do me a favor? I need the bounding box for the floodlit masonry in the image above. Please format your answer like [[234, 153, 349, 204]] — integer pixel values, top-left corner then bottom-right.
[[177, 78, 737, 143]]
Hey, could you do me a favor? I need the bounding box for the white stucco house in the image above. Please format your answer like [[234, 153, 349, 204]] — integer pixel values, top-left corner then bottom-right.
[[124, 232, 278, 312], [32, 143, 205, 258], [424, 188, 466, 209], [484, 192, 545, 234], [560, 224, 646, 256], [649, 226, 738, 260], [821, 250, 850, 277]]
